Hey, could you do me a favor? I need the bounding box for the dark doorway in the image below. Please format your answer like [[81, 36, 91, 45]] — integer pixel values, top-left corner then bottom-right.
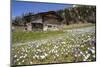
[[31, 23, 43, 31]]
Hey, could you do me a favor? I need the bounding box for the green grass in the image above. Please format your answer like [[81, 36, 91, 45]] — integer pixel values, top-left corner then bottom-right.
[[12, 31, 64, 44], [63, 23, 95, 30]]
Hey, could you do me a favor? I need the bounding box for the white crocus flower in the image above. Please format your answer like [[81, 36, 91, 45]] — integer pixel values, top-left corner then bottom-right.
[[81, 45, 84, 47], [14, 55, 17, 58], [88, 48, 95, 54], [90, 49, 95, 54], [92, 47, 95, 50], [93, 55, 95, 58], [18, 62, 21, 65], [20, 56, 23, 59], [16, 59, 19, 61], [84, 54, 90, 61], [85, 51, 88, 54], [44, 53, 48, 57], [40, 55, 45, 59], [22, 60, 25, 62], [61, 42, 66, 44], [30, 61, 33, 64]]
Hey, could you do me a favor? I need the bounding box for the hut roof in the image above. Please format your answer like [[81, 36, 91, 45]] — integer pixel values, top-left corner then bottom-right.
[[33, 11, 63, 21]]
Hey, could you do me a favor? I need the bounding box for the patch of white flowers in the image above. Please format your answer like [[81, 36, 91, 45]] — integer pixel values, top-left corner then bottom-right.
[[12, 27, 96, 65]]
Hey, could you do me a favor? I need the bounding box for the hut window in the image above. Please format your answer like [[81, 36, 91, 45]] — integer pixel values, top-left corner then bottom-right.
[[53, 26, 56, 28], [48, 25, 52, 28], [25, 28, 27, 30]]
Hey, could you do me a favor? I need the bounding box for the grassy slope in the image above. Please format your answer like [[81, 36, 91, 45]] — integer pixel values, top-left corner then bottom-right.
[[63, 23, 95, 30], [12, 31, 95, 65], [12, 23, 95, 44]]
